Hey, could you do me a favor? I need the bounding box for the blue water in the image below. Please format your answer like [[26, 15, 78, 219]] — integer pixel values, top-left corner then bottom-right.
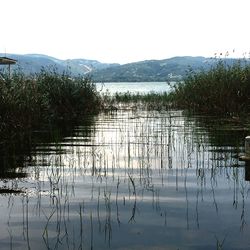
[[96, 81, 171, 94]]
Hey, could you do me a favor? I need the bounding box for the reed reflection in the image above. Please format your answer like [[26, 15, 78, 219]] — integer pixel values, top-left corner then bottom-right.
[[1, 109, 250, 250]]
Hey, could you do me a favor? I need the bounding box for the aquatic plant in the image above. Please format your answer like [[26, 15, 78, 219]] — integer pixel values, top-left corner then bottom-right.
[[107, 58, 250, 116], [36, 67, 101, 121], [0, 69, 101, 136], [1, 108, 249, 249], [171, 59, 250, 115], [0, 68, 102, 170], [105, 91, 173, 110]]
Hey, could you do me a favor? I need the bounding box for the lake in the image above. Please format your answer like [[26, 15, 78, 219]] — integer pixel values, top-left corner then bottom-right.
[[1, 83, 250, 249], [96, 82, 171, 94]]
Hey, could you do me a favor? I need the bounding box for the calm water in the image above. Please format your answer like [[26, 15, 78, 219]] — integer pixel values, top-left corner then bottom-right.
[[96, 82, 171, 94], [1, 108, 250, 249]]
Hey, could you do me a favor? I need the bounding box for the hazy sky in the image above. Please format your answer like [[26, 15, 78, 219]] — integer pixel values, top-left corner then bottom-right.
[[1, 0, 249, 64]]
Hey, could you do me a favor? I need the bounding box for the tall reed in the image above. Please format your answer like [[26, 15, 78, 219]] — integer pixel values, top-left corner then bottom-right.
[[171, 59, 250, 115], [0, 68, 102, 170], [106, 58, 250, 116], [36, 68, 101, 121], [105, 91, 173, 110]]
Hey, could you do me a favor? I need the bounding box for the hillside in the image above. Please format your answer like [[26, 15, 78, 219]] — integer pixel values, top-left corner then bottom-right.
[[0, 54, 240, 82], [0, 53, 116, 75], [91, 56, 211, 82]]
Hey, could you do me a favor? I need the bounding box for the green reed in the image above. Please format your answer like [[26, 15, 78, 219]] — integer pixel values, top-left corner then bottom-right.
[[104, 91, 173, 110], [0, 68, 102, 170], [36, 68, 102, 121], [108, 58, 250, 116], [0, 68, 101, 135], [171, 59, 250, 115]]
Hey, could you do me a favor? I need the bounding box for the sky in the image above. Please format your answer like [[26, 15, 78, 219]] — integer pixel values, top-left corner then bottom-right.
[[1, 0, 250, 64]]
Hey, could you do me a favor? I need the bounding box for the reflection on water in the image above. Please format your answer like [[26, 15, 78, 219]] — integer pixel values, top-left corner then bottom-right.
[[1, 109, 250, 250]]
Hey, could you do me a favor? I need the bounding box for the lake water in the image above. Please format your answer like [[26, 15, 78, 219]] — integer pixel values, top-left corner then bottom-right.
[[1, 84, 250, 249], [96, 82, 171, 94]]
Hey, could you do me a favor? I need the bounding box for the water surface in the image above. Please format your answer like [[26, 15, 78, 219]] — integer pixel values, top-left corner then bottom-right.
[[1, 109, 250, 249], [96, 82, 171, 94]]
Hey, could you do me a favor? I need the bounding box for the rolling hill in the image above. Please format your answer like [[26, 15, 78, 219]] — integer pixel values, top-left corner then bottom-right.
[[0, 53, 240, 82], [91, 56, 211, 82], [0, 53, 116, 76]]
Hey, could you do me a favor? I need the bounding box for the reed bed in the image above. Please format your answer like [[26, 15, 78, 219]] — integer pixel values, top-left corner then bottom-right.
[[0, 69, 102, 166], [170, 59, 250, 115], [109, 59, 250, 117], [103, 91, 173, 110], [1, 60, 250, 249]]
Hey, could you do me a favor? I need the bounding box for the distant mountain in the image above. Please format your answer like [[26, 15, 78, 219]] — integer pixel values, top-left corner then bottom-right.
[[0, 53, 117, 76], [91, 56, 243, 82], [91, 56, 212, 82], [0, 54, 242, 82]]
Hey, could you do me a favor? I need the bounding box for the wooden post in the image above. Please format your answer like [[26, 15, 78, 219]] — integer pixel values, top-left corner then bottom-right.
[[8, 63, 11, 78], [245, 136, 250, 158], [239, 136, 250, 161], [0, 57, 17, 78]]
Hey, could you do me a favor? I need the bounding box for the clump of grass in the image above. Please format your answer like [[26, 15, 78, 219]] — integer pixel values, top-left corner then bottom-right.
[[0, 68, 102, 157], [171, 59, 250, 116], [104, 91, 173, 110], [105, 59, 250, 116], [36, 67, 101, 121]]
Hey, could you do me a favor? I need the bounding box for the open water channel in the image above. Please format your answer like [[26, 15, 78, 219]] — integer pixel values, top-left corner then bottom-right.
[[1, 83, 250, 249]]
